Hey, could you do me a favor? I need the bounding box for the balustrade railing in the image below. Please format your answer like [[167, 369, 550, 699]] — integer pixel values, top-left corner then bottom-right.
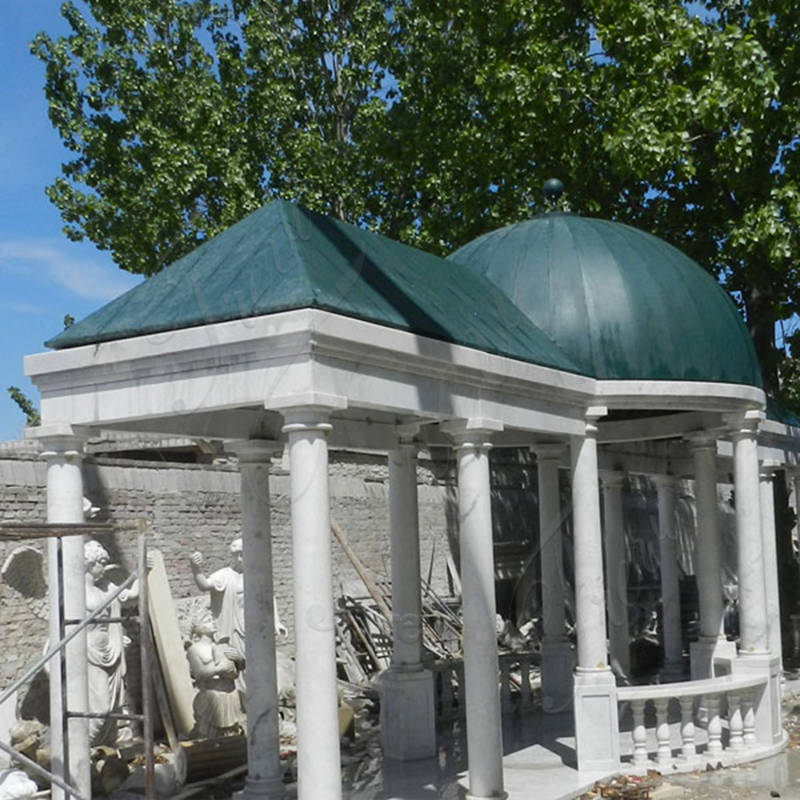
[[617, 674, 767, 770]]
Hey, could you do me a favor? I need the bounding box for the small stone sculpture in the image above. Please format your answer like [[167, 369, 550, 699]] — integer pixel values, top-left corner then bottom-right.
[[185, 617, 245, 739]]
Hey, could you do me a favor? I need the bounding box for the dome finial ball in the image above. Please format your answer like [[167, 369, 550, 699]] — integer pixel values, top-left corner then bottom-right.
[[543, 178, 564, 202]]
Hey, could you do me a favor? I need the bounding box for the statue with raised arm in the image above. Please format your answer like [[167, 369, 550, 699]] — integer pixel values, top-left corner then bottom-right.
[[83, 540, 140, 746], [189, 538, 246, 698], [189, 537, 287, 646]]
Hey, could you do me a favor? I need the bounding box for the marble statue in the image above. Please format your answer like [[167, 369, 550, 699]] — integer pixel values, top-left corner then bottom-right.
[[185, 616, 245, 739], [83, 540, 139, 746], [189, 538, 246, 700], [189, 537, 287, 701]]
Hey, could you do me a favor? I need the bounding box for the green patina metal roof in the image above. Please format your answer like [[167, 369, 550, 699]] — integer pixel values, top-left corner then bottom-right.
[[47, 200, 583, 376], [449, 213, 763, 387]]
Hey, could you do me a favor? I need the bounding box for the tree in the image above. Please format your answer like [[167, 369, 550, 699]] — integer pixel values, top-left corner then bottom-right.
[[586, 0, 800, 399], [31, 0, 393, 276], [7, 387, 41, 427], [32, 0, 800, 406]]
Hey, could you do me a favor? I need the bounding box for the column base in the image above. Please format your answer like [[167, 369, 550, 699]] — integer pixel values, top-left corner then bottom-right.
[[659, 657, 686, 683], [690, 637, 736, 679], [464, 791, 508, 800], [573, 668, 620, 772], [380, 668, 436, 760], [233, 775, 286, 799], [541, 639, 575, 714], [730, 652, 783, 746]]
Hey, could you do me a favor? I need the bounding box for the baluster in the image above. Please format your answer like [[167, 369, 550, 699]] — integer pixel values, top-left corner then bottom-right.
[[742, 691, 757, 749], [728, 692, 744, 753], [655, 697, 672, 768], [500, 658, 512, 713], [706, 695, 723, 757], [679, 695, 696, 760], [631, 699, 649, 767], [520, 656, 533, 710]]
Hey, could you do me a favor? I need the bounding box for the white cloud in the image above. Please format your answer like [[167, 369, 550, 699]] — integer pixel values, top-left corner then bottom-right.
[[1, 300, 45, 314], [0, 240, 141, 302]]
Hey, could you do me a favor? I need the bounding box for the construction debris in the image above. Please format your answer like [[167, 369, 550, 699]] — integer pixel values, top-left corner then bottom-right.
[[581, 771, 663, 800], [330, 519, 539, 720]]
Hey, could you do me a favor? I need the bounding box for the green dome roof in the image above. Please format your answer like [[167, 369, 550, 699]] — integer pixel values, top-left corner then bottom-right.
[[449, 213, 763, 387]]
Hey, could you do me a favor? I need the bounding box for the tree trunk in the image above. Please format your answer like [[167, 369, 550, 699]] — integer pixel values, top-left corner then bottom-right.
[[744, 285, 779, 397]]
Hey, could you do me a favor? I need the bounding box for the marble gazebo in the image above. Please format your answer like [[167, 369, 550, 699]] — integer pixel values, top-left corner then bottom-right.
[[25, 198, 799, 799]]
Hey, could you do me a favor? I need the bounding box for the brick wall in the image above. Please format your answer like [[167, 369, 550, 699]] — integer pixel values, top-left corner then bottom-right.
[[0, 444, 457, 698]]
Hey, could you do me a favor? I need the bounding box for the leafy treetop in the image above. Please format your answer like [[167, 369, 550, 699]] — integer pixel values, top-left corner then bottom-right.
[[31, 0, 800, 405]]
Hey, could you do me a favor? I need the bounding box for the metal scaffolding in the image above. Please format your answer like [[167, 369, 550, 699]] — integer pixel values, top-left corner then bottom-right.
[[0, 520, 154, 800]]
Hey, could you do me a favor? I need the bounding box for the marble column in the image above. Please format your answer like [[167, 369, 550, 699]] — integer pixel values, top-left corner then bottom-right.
[[727, 411, 782, 747], [759, 462, 782, 666], [730, 415, 769, 655], [234, 439, 285, 799], [571, 410, 619, 771], [447, 422, 503, 800], [534, 444, 574, 712], [654, 475, 683, 680], [688, 435, 729, 679], [601, 471, 629, 677], [381, 431, 436, 760], [40, 432, 90, 800], [282, 409, 341, 800]]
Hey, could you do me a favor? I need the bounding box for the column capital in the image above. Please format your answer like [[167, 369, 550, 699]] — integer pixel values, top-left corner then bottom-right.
[[267, 392, 346, 414], [600, 469, 626, 490], [27, 423, 89, 457], [395, 421, 421, 446], [685, 430, 721, 450], [531, 442, 566, 461], [271, 397, 340, 433], [651, 473, 677, 491], [724, 409, 765, 439], [579, 405, 607, 437], [441, 417, 502, 448], [228, 438, 283, 463], [759, 460, 781, 479]]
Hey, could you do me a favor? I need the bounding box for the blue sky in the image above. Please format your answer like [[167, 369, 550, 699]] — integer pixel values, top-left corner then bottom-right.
[[0, 2, 142, 441]]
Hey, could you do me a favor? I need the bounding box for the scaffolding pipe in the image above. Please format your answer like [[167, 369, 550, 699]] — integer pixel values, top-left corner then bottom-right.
[[0, 572, 136, 708], [0, 740, 88, 800]]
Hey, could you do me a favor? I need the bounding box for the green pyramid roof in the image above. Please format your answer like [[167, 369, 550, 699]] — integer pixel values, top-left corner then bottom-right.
[[47, 200, 582, 376], [449, 213, 763, 387]]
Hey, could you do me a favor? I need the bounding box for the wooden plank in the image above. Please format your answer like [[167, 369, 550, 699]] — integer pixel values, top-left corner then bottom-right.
[[145, 623, 180, 753], [330, 521, 392, 623], [147, 549, 196, 736], [0, 522, 136, 541]]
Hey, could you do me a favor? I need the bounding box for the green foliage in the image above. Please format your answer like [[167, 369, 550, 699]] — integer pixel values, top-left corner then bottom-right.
[[779, 330, 800, 412], [7, 387, 41, 427], [31, 1, 800, 406]]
